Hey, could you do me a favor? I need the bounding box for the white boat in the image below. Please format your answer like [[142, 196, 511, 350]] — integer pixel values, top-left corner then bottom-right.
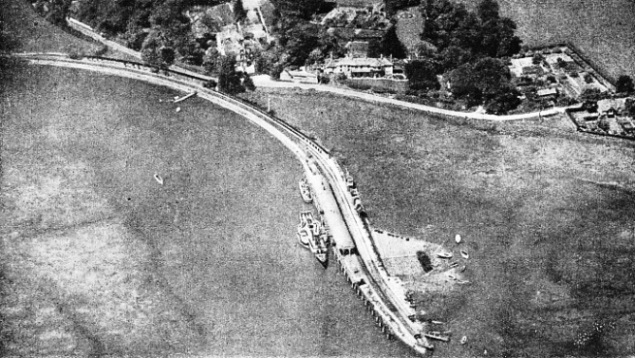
[[153, 173, 164, 185], [455, 234, 462, 244], [174, 91, 197, 103], [299, 179, 312, 203], [460, 336, 468, 345], [460, 249, 469, 259], [436, 250, 453, 259]]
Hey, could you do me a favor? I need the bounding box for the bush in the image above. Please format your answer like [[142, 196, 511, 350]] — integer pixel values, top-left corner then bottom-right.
[[416, 251, 433, 273], [203, 79, 217, 89]]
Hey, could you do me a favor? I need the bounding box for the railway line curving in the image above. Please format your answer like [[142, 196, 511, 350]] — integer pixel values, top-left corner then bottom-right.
[[13, 53, 432, 355]]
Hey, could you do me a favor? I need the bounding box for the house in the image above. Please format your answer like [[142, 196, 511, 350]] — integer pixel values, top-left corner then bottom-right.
[[324, 55, 393, 78], [537, 88, 558, 99]]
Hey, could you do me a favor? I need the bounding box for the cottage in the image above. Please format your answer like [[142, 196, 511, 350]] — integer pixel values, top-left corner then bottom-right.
[[536, 88, 558, 99]]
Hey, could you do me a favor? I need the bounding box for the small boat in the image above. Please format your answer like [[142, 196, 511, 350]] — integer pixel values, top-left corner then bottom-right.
[[436, 250, 453, 259], [299, 179, 312, 203], [175, 106, 181, 113], [460, 336, 468, 345], [425, 331, 450, 342], [345, 170, 355, 188], [460, 249, 469, 260], [350, 187, 360, 199], [455, 234, 462, 244], [430, 320, 445, 325], [153, 173, 164, 185], [173, 91, 197, 103]]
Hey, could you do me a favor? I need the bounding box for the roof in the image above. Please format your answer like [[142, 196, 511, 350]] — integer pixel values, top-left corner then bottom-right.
[[327, 27, 385, 41], [537, 88, 558, 96], [327, 56, 393, 68]]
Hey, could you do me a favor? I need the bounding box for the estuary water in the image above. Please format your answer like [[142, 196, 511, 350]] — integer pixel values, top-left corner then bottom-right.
[[3, 65, 416, 357]]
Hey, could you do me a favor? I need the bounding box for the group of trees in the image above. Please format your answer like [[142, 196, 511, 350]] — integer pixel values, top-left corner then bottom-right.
[[410, 0, 523, 113]]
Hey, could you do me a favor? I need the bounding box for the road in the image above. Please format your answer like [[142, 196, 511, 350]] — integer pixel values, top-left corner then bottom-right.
[[16, 53, 432, 355]]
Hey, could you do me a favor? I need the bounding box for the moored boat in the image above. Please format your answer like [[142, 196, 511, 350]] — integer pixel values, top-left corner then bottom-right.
[[299, 179, 312, 203], [308, 225, 328, 267], [436, 250, 453, 259], [424, 331, 450, 342]]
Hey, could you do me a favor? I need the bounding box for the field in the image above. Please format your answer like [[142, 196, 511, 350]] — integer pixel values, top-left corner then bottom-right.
[[2, 0, 137, 60], [454, 0, 635, 80], [241, 87, 635, 357]]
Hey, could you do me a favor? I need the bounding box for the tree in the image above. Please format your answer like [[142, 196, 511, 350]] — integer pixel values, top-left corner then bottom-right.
[[405, 58, 442, 91], [202, 46, 221, 75], [218, 56, 245, 94], [616, 75, 634, 94], [477, 0, 500, 24], [532, 52, 545, 65], [44, 0, 73, 27], [233, 0, 247, 22], [449, 57, 518, 111], [270, 0, 327, 19], [140, 30, 175, 70], [380, 26, 407, 59]]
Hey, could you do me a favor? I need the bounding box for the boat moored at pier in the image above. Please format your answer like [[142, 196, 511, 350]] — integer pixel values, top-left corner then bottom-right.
[[299, 178, 312, 203]]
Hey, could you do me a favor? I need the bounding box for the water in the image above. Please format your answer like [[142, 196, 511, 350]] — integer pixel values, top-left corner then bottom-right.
[[2, 65, 416, 357]]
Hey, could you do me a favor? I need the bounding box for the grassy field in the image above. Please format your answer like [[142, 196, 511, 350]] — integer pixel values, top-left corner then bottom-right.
[[2, 0, 137, 61], [454, 0, 635, 80], [241, 87, 635, 357]]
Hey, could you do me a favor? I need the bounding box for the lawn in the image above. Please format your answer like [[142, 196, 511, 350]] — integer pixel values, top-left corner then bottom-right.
[[241, 87, 635, 357]]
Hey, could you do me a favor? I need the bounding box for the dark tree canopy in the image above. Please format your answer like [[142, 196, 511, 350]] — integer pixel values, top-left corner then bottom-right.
[[449, 57, 519, 112], [380, 26, 407, 59], [218, 56, 245, 94], [270, 0, 327, 19], [233, 0, 247, 22], [421, 0, 521, 60], [405, 58, 442, 91], [140, 30, 175, 69], [616, 75, 635, 93]]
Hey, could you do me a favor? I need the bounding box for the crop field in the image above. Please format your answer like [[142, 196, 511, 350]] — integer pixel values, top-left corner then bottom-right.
[[241, 87, 635, 357]]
